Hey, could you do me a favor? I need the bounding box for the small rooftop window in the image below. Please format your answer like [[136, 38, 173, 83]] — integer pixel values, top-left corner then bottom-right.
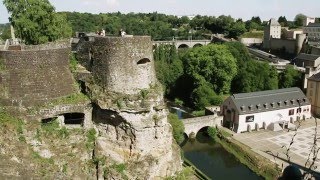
[[290, 99, 295, 105], [277, 101, 281, 106], [240, 105, 245, 111], [271, 102, 275, 108], [256, 104, 261, 109], [284, 100, 288, 106], [248, 104, 253, 111], [263, 103, 268, 108]]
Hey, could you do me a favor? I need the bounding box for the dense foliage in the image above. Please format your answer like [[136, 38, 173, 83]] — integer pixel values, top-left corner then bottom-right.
[[61, 12, 273, 39], [0, 23, 10, 40], [3, 0, 72, 44], [154, 42, 303, 110]]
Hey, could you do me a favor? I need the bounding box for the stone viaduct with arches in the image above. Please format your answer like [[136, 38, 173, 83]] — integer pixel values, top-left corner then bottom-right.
[[153, 39, 212, 49]]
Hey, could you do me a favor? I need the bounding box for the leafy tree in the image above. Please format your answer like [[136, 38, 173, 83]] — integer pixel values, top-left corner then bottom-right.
[[279, 65, 303, 88], [191, 82, 223, 110], [0, 24, 11, 40], [251, 16, 262, 25], [278, 16, 288, 27], [294, 14, 307, 27], [231, 60, 278, 93], [168, 113, 185, 144], [183, 44, 237, 94], [3, 0, 72, 45], [228, 21, 247, 38]]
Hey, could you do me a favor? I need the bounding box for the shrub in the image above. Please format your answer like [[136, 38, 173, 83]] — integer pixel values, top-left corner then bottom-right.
[[168, 113, 185, 144]]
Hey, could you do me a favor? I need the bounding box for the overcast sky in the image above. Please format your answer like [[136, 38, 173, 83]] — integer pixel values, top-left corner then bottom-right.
[[0, 0, 319, 23]]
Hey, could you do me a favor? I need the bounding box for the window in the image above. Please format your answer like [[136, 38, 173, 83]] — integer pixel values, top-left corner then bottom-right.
[[289, 109, 294, 116], [297, 108, 302, 114], [246, 115, 254, 122]]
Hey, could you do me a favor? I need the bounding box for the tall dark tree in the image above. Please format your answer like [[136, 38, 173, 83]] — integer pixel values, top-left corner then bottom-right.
[[251, 16, 262, 25], [278, 16, 288, 27], [3, 0, 72, 44]]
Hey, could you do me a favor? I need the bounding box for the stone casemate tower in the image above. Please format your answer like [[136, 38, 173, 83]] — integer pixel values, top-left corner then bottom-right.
[[76, 36, 181, 179], [90, 36, 156, 94]]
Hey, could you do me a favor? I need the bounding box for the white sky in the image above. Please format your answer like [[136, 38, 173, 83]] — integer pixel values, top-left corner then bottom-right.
[[0, 0, 319, 23]]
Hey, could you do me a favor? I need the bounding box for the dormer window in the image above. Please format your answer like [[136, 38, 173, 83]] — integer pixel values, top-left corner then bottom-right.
[[284, 100, 288, 106], [271, 102, 275, 108], [263, 103, 268, 109], [248, 105, 253, 111], [303, 98, 306, 102], [256, 104, 261, 110], [277, 101, 281, 107], [240, 105, 245, 111], [290, 99, 295, 105]]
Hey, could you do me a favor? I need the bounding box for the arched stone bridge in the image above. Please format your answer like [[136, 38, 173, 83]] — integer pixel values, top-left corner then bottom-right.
[[153, 39, 212, 49], [182, 115, 223, 137]]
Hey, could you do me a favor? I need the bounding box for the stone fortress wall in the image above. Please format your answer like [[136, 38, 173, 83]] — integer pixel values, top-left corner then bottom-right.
[[76, 36, 156, 95], [0, 42, 76, 107], [0, 36, 181, 179]]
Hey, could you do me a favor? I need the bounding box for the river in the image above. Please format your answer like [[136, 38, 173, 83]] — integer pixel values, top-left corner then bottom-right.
[[181, 132, 262, 180]]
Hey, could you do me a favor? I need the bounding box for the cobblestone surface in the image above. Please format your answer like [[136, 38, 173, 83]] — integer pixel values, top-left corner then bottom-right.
[[233, 118, 320, 173]]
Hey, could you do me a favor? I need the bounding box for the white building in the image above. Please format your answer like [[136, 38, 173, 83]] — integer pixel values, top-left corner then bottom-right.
[[304, 17, 316, 26], [221, 88, 311, 133]]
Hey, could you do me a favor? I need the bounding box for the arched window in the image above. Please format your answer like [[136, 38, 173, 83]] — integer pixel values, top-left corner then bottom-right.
[[137, 58, 151, 65]]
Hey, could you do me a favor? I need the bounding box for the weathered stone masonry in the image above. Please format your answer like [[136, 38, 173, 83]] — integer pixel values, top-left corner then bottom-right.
[[0, 36, 181, 179], [0, 46, 76, 107]]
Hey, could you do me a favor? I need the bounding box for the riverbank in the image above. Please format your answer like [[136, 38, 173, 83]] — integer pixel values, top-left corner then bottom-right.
[[213, 127, 282, 180]]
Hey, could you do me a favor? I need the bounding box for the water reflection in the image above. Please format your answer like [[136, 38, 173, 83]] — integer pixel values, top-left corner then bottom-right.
[[182, 132, 262, 180]]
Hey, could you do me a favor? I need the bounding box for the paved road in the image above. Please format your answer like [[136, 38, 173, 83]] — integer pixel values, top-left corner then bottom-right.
[[233, 118, 320, 175]]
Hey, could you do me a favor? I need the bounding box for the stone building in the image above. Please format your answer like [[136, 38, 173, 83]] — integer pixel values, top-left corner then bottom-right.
[[293, 53, 320, 88], [263, 18, 281, 49], [221, 88, 311, 133], [303, 23, 320, 46], [263, 18, 306, 55], [307, 72, 320, 116]]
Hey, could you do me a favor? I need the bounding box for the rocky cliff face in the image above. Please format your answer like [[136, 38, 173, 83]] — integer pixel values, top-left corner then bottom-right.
[[76, 36, 182, 179]]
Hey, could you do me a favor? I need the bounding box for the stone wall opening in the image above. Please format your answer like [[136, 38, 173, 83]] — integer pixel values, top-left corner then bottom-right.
[[78, 80, 86, 94], [41, 117, 57, 124], [137, 58, 151, 65], [64, 113, 85, 125]]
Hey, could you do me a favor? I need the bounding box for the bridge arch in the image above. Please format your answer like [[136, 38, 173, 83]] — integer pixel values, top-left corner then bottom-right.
[[193, 43, 203, 48], [182, 115, 222, 138], [178, 44, 189, 49]]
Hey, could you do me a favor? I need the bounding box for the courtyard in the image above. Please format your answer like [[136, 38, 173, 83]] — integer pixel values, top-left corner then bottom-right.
[[232, 118, 320, 175]]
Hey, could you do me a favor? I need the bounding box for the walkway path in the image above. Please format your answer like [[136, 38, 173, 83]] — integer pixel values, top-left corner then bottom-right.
[[233, 118, 320, 174]]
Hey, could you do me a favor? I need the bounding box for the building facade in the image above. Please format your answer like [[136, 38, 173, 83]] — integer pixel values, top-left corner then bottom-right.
[[293, 53, 320, 88], [307, 72, 320, 116], [303, 23, 320, 46], [221, 88, 311, 133]]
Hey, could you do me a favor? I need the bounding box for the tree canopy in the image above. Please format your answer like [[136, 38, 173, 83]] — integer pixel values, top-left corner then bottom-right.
[[3, 0, 72, 44], [183, 44, 238, 94], [294, 14, 307, 27]]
